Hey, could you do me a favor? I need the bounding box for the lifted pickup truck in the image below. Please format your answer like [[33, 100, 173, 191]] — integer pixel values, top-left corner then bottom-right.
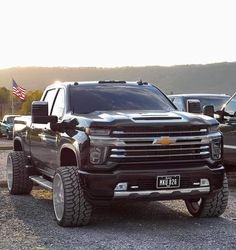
[[7, 81, 228, 227]]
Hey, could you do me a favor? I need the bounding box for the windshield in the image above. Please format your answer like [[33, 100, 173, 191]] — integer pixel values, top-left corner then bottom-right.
[[70, 85, 175, 114], [184, 96, 229, 111], [224, 93, 236, 116], [6, 116, 16, 124]]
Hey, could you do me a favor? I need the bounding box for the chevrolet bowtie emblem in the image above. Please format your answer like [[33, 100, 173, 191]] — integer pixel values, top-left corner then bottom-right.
[[153, 137, 176, 145]]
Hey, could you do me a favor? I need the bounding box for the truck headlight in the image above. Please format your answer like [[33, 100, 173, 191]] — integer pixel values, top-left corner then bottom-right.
[[86, 128, 110, 136], [90, 146, 108, 165], [211, 138, 222, 160]]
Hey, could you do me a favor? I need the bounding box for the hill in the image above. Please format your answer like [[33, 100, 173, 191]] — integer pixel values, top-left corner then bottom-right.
[[0, 62, 236, 94]]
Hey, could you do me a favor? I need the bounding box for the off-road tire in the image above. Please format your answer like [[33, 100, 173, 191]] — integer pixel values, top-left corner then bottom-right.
[[7, 151, 33, 195], [53, 166, 92, 227], [185, 174, 229, 217]]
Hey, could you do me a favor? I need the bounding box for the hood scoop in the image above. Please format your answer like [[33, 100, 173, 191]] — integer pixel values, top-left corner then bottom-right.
[[133, 116, 181, 121], [95, 111, 183, 123], [131, 113, 182, 122]]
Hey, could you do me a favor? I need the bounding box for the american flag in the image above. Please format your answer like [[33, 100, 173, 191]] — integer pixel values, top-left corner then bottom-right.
[[12, 79, 26, 101]]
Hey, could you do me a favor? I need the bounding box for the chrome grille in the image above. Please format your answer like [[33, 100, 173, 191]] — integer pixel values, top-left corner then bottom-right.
[[108, 128, 210, 162]]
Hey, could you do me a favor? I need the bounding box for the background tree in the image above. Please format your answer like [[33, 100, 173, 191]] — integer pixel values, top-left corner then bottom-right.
[[0, 87, 10, 119], [17, 90, 43, 115]]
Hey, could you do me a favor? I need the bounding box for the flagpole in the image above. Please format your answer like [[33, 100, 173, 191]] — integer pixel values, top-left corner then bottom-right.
[[11, 93, 14, 114], [12, 78, 26, 108], [11, 78, 14, 114]]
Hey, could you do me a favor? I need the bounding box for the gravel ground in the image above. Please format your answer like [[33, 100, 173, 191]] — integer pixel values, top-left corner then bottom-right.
[[0, 138, 13, 185], [0, 138, 236, 250], [0, 187, 236, 250], [0, 150, 11, 185]]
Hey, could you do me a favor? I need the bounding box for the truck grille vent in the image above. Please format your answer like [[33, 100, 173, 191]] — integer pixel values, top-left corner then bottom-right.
[[112, 127, 208, 137], [108, 128, 210, 162]]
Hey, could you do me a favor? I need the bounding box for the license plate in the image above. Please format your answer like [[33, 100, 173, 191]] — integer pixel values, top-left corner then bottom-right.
[[156, 175, 180, 189]]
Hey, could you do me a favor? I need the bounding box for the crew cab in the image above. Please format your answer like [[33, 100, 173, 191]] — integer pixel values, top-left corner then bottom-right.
[[7, 81, 228, 227]]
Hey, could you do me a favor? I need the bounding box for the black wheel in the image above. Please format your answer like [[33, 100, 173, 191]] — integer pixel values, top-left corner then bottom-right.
[[53, 166, 92, 227], [6, 151, 33, 195], [185, 175, 229, 217]]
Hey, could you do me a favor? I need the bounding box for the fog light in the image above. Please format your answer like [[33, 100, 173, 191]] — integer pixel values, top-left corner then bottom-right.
[[114, 182, 128, 191], [90, 147, 103, 164], [200, 178, 209, 187]]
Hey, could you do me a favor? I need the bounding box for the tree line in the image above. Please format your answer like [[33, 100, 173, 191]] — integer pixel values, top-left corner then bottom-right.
[[0, 87, 42, 119]]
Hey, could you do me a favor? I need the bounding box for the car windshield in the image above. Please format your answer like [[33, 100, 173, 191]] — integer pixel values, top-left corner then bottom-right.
[[70, 85, 175, 114], [184, 96, 229, 111], [6, 116, 16, 124], [224, 93, 236, 116]]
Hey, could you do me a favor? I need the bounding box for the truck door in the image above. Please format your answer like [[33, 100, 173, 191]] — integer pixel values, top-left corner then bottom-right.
[[220, 93, 236, 167], [30, 88, 58, 176], [41, 88, 65, 172]]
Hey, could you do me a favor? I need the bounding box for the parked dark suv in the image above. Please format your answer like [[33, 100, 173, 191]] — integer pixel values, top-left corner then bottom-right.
[[168, 94, 230, 112], [169, 93, 236, 170], [217, 92, 236, 169]]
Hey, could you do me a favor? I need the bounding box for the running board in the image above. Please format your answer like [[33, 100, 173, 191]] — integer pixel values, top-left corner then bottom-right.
[[29, 176, 53, 190]]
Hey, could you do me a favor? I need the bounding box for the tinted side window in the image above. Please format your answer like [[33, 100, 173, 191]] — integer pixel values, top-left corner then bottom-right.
[[43, 89, 57, 115], [51, 89, 65, 119], [225, 95, 236, 116]]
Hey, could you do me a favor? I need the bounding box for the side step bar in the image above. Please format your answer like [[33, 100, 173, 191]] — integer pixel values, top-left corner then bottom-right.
[[29, 176, 53, 190]]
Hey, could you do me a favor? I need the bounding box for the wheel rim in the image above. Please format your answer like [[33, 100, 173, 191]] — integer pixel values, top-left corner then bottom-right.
[[6, 155, 13, 191], [187, 198, 202, 213], [53, 173, 65, 221]]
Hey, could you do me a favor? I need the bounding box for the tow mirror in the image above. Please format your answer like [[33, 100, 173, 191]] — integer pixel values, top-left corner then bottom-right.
[[32, 101, 58, 124], [187, 99, 201, 114], [203, 105, 214, 117]]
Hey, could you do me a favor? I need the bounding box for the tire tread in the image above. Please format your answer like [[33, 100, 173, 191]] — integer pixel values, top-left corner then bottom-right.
[[8, 151, 33, 195], [185, 175, 229, 217], [54, 166, 92, 227]]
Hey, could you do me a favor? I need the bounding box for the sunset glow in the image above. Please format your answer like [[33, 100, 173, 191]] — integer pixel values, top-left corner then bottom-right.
[[0, 0, 236, 68]]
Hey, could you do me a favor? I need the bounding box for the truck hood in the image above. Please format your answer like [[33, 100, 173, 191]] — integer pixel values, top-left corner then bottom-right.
[[71, 110, 219, 129]]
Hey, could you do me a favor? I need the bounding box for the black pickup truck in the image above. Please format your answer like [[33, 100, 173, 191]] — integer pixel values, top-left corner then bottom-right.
[[7, 81, 228, 227]]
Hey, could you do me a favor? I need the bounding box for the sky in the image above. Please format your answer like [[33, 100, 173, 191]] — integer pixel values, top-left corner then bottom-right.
[[0, 0, 236, 68]]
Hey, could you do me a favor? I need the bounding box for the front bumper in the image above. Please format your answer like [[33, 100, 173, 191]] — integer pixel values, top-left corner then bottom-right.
[[79, 164, 225, 204], [113, 186, 210, 198]]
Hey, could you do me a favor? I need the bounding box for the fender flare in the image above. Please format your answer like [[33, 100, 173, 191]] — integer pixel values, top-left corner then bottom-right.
[[59, 143, 81, 168], [13, 136, 24, 151]]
